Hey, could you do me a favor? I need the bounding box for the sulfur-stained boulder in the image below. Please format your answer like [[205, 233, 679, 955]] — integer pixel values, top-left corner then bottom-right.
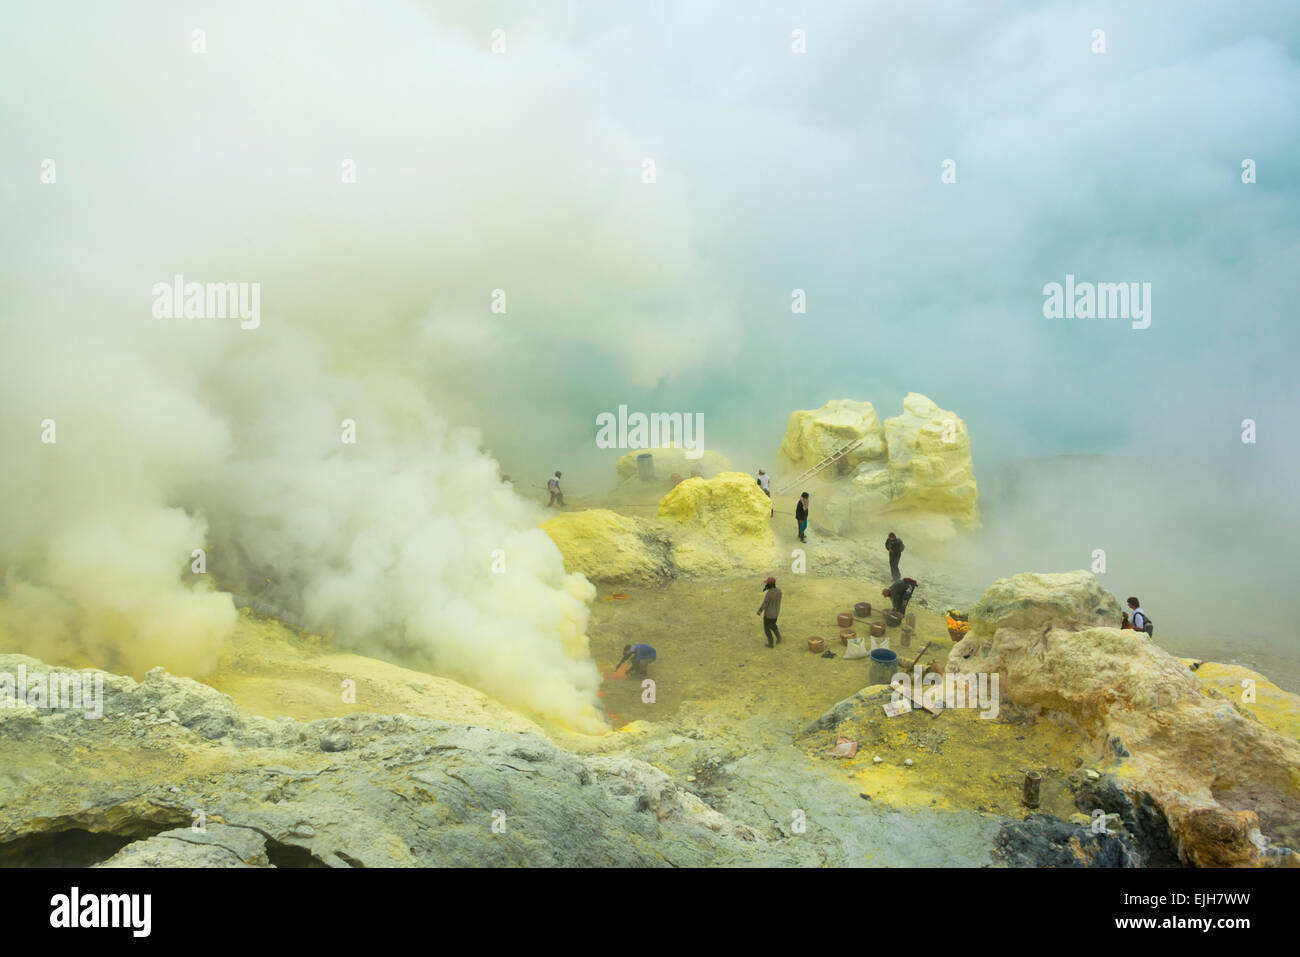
[[541, 510, 674, 585], [805, 393, 978, 540], [615, 447, 732, 483], [949, 570, 1300, 867], [657, 472, 776, 577], [967, 570, 1121, 639], [881, 393, 979, 526], [658, 472, 774, 545], [1185, 661, 1300, 743], [776, 399, 887, 478]]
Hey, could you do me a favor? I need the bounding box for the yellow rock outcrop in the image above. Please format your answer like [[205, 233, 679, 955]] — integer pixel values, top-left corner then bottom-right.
[[950, 570, 1300, 866], [657, 472, 775, 577], [658, 472, 774, 544], [1182, 660, 1300, 743], [881, 393, 979, 527], [540, 509, 674, 584], [783, 394, 979, 539], [776, 399, 887, 477]]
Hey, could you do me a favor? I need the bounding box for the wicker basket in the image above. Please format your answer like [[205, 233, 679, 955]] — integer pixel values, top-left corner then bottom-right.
[[854, 602, 871, 619], [807, 636, 826, 653], [839, 629, 856, 645], [837, 613, 853, 629], [885, 610, 903, 627], [869, 622, 886, 638], [948, 626, 966, 642]]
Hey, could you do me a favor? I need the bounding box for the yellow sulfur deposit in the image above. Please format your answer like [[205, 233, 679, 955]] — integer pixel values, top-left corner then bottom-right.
[[657, 471, 775, 543], [777, 399, 887, 477], [1184, 659, 1300, 743], [540, 509, 673, 584], [208, 609, 547, 733], [881, 393, 980, 529]]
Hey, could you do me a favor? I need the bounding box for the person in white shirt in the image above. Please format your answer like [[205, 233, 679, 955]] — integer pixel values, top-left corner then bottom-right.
[[1123, 596, 1153, 637], [757, 469, 772, 516]]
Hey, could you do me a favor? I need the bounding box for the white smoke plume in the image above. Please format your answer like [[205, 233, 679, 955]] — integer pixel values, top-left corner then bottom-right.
[[0, 1, 736, 732]]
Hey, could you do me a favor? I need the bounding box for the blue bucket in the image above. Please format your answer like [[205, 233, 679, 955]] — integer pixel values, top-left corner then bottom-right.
[[869, 647, 899, 686]]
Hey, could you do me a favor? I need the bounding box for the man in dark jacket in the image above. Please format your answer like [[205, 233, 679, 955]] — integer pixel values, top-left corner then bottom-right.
[[795, 492, 810, 543], [757, 576, 783, 647], [882, 577, 918, 615], [885, 532, 904, 581]]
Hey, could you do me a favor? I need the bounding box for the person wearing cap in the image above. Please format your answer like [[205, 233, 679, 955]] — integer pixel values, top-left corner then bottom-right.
[[757, 576, 783, 647]]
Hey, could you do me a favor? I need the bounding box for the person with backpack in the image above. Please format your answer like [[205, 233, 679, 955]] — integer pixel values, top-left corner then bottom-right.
[[795, 492, 810, 543], [1122, 597, 1154, 637], [885, 532, 904, 582]]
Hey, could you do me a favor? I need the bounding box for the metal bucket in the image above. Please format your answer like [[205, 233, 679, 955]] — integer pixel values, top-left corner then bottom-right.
[[869, 648, 899, 686]]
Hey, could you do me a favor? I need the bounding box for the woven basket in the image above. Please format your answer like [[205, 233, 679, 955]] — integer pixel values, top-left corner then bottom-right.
[[854, 602, 871, 618], [839, 629, 856, 645], [837, 613, 853, 628], [807, 636, 826, 653]]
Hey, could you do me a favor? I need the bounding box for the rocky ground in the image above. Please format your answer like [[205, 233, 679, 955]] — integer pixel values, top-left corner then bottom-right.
[[3, 500, 1298, 868]]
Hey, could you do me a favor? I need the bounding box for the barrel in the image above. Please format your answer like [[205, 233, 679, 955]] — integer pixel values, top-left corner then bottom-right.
[[636, 453, 655, 480], [807, 636, 826, 654], [837, 613, 853, 629], [869, 648, 899, 686], [869, 622, 885, 638], [854, 602, 871, 619], [1023, 771, 1042, 808]]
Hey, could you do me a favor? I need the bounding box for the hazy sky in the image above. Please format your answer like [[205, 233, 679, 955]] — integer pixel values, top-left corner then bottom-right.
[[6, 0, 1297, 479]]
